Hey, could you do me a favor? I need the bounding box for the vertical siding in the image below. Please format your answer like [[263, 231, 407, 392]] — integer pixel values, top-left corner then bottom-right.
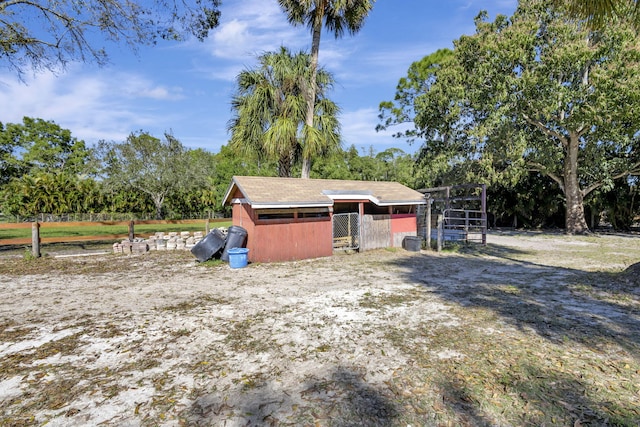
[[357, 213, 419, 250], [232, 201, 256, 255], [361, 215, 391, 251], [232, 197, 333, 263], [251, 219, 333, 262]]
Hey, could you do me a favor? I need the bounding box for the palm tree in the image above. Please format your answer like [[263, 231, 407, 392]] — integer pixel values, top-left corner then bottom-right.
[[558, 0, 640, 29], [228, 46, 340, 178], [278, 0, 375, 178]]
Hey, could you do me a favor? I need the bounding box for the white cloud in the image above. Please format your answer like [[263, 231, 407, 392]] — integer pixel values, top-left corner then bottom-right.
[[207, 0, 305, 60], [338, 107, 417, 154], [0, 68, 183, 144], [212, 19, 253, 58], [340, 108, 396, 148], [457, 0, 516, 12], [119, 75, 184, 100]]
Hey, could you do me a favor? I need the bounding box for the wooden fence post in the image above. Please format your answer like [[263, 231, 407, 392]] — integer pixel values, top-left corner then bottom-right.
[[481, 183, 487, 245], [205, 219, 211, 235], [426, 198, 432, 251], [128, 220, 135, 241], [32, 222, 41, 258], [436, 214, 443, 252]]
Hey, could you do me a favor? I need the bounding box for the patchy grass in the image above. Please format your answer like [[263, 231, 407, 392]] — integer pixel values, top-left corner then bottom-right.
[[0, 249, 196, 275], [384, 317, 640, 426], [0, 231, 639, 426], [196, 258, 225, 267], [0, 321, 36, 341], [359, 288, 424, 310]]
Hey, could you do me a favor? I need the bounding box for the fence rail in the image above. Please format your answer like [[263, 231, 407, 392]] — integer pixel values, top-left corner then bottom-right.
[[0, 219, 229, 248], [2, 212, 224, 223]]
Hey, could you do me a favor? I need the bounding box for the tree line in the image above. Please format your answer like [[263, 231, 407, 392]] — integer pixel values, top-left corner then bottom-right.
[[0, 117, 421, 220], [1, 114, 636, 229]]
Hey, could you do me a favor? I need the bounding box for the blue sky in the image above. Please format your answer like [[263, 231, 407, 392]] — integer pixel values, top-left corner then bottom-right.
[[0, 0, 516, 155]]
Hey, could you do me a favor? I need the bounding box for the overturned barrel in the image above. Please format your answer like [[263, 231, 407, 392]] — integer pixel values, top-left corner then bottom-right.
[[220, 225, 248, 262], [191, 228, 226, 262]]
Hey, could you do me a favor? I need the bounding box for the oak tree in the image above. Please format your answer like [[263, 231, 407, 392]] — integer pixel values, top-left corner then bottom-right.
[[380, 0, 640, 233]]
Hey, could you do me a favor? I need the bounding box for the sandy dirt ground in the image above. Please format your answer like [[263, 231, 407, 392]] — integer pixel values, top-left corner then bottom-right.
[[0, 231, 639, 426]]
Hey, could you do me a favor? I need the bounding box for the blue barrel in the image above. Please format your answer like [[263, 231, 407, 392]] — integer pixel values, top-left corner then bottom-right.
[[228, 248, 249, 268], [221, 226, 248, 261]]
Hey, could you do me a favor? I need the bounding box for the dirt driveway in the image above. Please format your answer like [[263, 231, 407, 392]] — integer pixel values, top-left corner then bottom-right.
[[1, 231, 639, 426]]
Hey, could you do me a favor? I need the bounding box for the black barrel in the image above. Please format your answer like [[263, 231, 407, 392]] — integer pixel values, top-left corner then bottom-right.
[[220, 226, 248, 262], [191, 229, 226, 262]]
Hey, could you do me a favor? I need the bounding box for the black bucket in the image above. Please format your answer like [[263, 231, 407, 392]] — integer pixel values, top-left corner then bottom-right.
[[191, 229, 226, 262], [221, 226, 248, 262], [403, 236, 422, 252]]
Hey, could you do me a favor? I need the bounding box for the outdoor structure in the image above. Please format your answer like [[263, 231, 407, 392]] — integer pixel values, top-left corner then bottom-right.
[[417, 184, 487, 249], [222, 176, 426, 263]]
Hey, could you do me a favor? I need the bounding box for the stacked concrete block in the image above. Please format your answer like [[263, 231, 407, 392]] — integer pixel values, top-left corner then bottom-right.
[[156, 239, 167, 251], [132, 240, 149, 253], [113, 238, 148, 254], [176, 238, 186, 250], [166, 238, 178, 250], [114, 229, 222, 254]]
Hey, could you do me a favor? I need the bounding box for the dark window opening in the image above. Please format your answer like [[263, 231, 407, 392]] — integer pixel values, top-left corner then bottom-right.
[[257, 212, 295, 220], [299, 211, 330, 218], [364, 203, 389, 215]]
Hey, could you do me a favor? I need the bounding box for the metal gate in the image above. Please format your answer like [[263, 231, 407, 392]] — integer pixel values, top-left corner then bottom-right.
[[441, 208, 486, 244], [332, 213, 360, 251]]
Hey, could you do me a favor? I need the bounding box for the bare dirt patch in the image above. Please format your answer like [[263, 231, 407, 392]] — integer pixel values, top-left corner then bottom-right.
[[0, 231, 639, 426]]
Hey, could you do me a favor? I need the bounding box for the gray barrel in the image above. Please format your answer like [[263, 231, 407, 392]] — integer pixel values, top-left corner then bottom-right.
[[403, 236, 422, 252], [221, 226, 248, 262]]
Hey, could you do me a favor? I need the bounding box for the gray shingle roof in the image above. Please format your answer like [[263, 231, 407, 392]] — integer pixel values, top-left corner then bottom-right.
[[223, 176, 426, 208]]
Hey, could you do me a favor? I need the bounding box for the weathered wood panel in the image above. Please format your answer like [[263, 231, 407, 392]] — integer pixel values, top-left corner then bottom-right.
[[361, 214, 391, 251]]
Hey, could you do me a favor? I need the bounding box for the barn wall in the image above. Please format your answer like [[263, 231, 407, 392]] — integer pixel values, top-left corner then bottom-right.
[[391, 214, 418, 247], [231, 194, 421, 261], [231, 193, 332, 262], [251, 218, 333, 262], [232, 201, 256, 254]]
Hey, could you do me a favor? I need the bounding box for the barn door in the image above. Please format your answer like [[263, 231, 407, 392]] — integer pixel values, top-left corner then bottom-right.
[[332, 213, 360, 251]]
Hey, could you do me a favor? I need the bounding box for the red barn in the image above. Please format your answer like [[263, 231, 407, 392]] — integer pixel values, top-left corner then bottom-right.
[[223, 176, 426, 263]]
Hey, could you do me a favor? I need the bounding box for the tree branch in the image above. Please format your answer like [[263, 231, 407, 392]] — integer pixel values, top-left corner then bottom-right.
[[522, 113, 568, 147], [581, 162, 640, 197], [0, 0, 221, 77], [527, 161, 565, 192]]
